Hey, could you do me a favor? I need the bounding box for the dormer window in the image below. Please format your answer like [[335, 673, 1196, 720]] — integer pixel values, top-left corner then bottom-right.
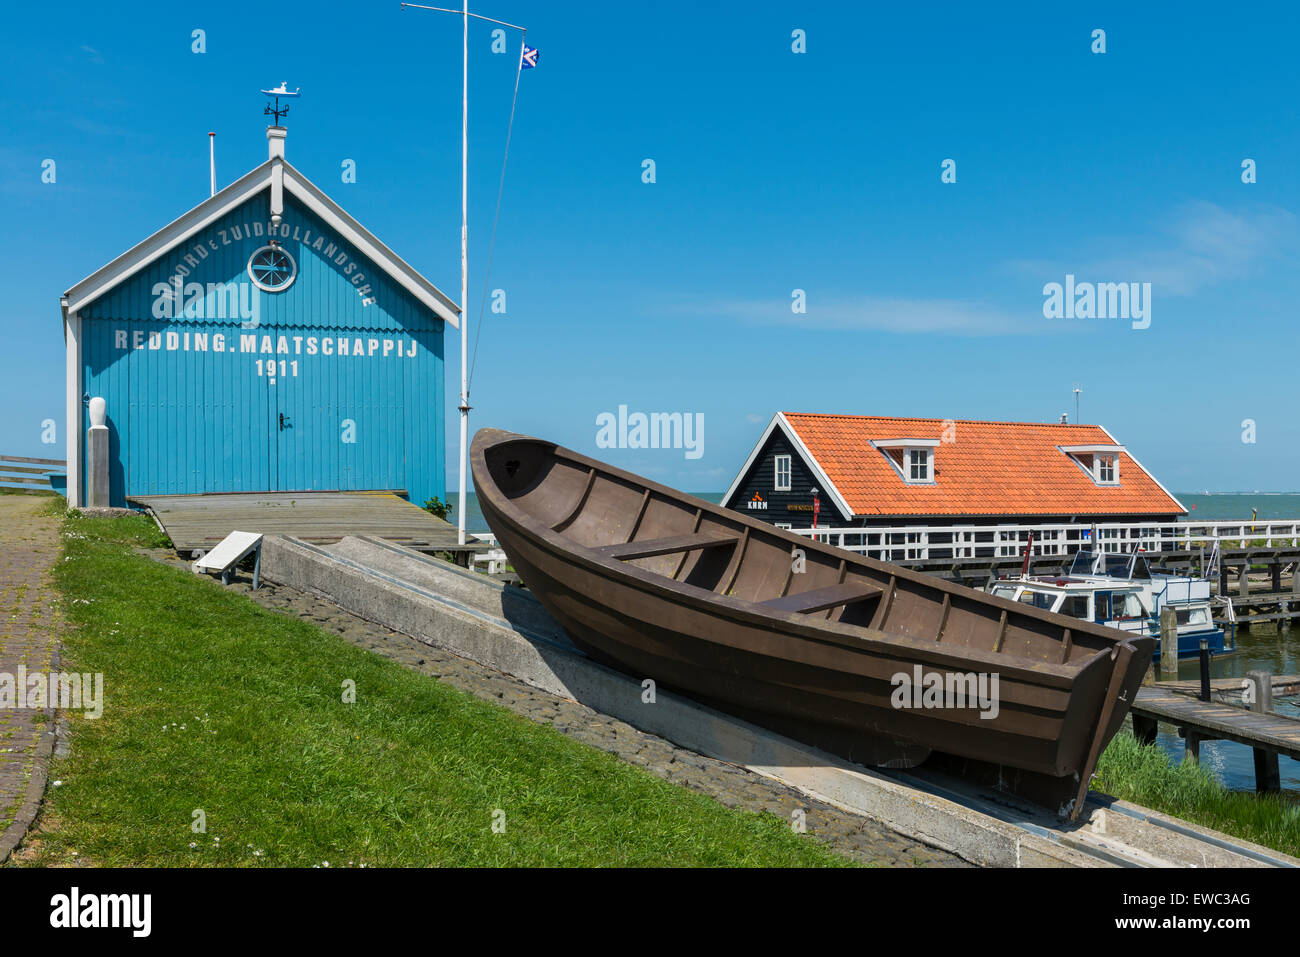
[[907, 448, 931, 482], [1060, 444, 1123, 486], [872, 438, 938, 485], [1096, 454, 1116, 484]]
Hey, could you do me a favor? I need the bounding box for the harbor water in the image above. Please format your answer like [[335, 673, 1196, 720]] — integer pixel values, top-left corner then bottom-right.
[[1178, 492, 1300, 522], [1167, 495, 1300, 796], [1150, 625, 1300, 797]]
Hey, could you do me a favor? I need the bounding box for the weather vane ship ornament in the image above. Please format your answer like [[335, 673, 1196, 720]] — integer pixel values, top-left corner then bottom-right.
[[261, 82, 301, 125]]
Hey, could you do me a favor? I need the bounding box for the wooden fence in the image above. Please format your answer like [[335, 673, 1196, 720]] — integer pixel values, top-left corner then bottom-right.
[[0, 454, 63, 494]]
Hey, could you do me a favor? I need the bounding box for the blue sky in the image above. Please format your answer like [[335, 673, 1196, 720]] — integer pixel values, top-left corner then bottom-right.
[[3, 1, 1299, 494]]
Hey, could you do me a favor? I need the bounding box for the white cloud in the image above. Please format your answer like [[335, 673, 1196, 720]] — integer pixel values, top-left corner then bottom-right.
[[1010, 201, 1296, 298], [702, 296, 1037, 336], [683, 202, 1295, 337]]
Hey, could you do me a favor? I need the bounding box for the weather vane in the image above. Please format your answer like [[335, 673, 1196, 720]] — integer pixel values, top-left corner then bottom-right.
[[261, 81, 301, 125]]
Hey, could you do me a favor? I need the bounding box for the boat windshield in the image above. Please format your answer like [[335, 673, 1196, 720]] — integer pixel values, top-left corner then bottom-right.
[[1070, 548, 1138, 579]]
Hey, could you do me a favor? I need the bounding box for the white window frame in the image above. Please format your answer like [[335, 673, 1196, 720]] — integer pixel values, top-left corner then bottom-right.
[[774, 454, 792, 492], [906, 448, 932, 483], [1095, 453, 1118, 485]]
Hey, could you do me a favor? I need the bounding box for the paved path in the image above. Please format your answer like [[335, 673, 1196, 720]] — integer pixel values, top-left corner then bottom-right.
[[0, 496, 62, 861], [153, 550, 967, 867]]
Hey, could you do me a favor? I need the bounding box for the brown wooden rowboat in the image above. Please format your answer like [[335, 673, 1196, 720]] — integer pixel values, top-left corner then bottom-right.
[[472, 428, 1153, 819]]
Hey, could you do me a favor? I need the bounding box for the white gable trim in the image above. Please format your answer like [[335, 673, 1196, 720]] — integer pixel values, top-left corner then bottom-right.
[[721, 414, 781, 507], [871, 437, 941, 449], [1058, 444, 1125, 455], [281, 165, 459, 325], [778, 415, 854, 520], [721, 413, 855, 521], [63, 160, 275, 315], [62, 159, 460, 328], [1097, 424, 1187, 514]]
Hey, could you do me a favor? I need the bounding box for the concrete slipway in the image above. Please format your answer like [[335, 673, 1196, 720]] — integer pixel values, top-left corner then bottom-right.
[[258, 535, 1300, 868]]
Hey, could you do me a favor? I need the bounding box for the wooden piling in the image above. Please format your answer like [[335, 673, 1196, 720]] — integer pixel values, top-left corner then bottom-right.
[[1132, 713, 1159, 746], [1246, 670, 1281, 793], [1159, 607, 1178, 676]]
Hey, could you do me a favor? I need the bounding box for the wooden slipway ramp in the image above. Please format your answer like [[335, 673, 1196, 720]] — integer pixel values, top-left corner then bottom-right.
[[131, 491, 474, 556], [261, 534, 1300, 869]]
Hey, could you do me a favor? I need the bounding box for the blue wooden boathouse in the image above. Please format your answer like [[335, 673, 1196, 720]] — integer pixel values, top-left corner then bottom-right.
[[59, 126, 459, 509]]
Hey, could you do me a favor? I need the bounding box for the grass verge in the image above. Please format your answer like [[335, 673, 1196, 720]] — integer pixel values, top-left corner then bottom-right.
[[1092, 730, 1300, 856], [16, 509, 850, 867]]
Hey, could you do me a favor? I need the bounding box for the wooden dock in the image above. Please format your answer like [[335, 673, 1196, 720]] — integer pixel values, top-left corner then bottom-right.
[[1131, 685, 1300, 790], [1223, 590, 1300, 624], [1155, 675, 1300, 698], [130, 491, 485, 559]]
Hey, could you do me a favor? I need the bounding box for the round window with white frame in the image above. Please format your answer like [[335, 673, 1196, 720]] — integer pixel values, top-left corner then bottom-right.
[[247, 243, 297, 293]]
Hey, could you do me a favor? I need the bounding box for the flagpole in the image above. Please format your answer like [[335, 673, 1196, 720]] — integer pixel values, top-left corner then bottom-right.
[[400, 1, 528, 548], [457, 0, 469, 547]]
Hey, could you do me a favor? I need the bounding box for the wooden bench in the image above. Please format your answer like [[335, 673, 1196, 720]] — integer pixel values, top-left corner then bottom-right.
[[596, 531, 739, 562], [758, 581, 883, 615], [192, 530, 265, 588]]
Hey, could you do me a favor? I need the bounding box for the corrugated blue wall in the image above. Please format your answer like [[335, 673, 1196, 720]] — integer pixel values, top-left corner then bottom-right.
[[79, 190, 446, 508]]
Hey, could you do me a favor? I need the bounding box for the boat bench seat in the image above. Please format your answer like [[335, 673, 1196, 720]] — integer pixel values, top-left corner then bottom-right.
[[596, 531, 739, 562], [758, 581, 883, 615]]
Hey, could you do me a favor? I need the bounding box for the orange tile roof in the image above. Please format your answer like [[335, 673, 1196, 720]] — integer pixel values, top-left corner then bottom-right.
[[781, 413, 1184, 518]]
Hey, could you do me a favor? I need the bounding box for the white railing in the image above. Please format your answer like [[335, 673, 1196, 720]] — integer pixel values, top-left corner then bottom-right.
[[470, 532, 508, 574], [788, 520, 1300, 563]]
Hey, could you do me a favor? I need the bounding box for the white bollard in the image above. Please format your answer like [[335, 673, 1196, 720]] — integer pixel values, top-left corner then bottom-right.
[[87, 396, 110, 508]]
